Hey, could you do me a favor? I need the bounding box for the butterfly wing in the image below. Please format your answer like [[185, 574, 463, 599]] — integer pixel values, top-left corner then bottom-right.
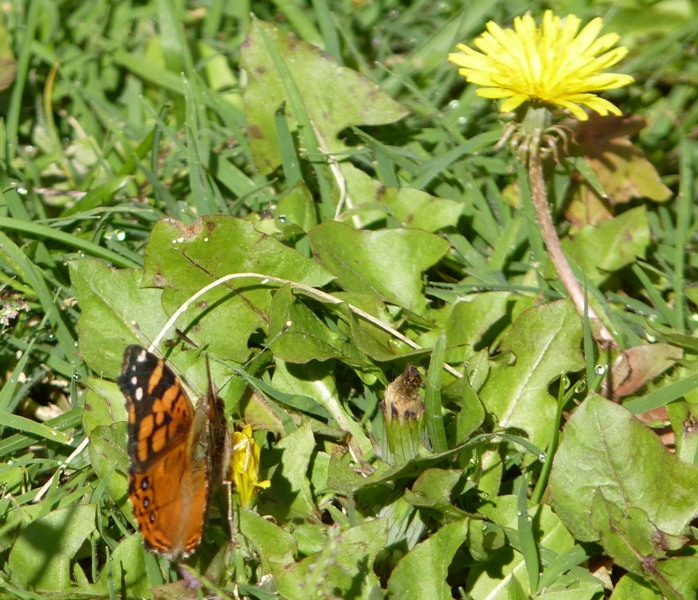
[[118, 345, 211, 559]]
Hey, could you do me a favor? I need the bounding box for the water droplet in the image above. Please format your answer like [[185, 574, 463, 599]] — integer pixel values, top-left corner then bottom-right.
[[538, 453, 546, 463], [72, 373, 81, 381], [78, 251, 86, 258], [448, 100, 460, 110], [25, 145, 35, 153], [482, 492, 488, 498], [17, 187, 27, 195], [47, 333, 55, 340], [574, 382, 586, 393], [457, 117, 467, 125], [113, 230, 125, 241], [595, 364, 607, 376], [517, 510, 522, 516], [278, 215, 287, 223], [469, 458, 476, 466], [388, 9, 399, 19], [646, 334, 656, 343], [204, 237, 209, 242]]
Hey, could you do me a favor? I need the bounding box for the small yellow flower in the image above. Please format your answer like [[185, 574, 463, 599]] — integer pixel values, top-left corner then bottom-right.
[[231, 425, 270, 508], [449, 11, 634, 121]]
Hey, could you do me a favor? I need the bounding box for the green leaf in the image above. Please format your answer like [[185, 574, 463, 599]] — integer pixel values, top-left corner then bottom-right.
[[387, 520, 468, 600], [8, 504, 97, 591], [269, 285, 353, 362], [480, 300, 584, 447], [550, 394, 698, 542], [142, 215, 334, 362], [309, 221, 450, 315], [71, 259, 168, 377], [88, 422, 131, 522], [271, 519, 386, 600], [561, 206, 650, 285], [82, 378, 127, 437], [591, 492, 685, 574], [380, 187, 464, 232], [240, 20, 407, 174], [444, 292, 510, 364], [257, 421, 317, 521], [240, 508, 298, 573], [610, 573, 663, 600], [88, 533, 151, 598]]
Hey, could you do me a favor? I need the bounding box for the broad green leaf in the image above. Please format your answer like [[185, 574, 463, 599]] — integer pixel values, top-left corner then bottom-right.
[[271, 358, 372, 457], [269, 284, 356, 362], [549, 394, 698, 542], [444, 292, 510, 363], [276, 182, 317, 232], [272, 519, 386, 600], [240, 20, 407, 173], [666, 401, 698, 464], [404, 468, 469, 521], [82, 378, 127, 437], [256, 421, 317, 521], [479, 300, 584, 448], [71, 259, 168, 377], [443, 375, 486, 443], [8, 504, 97, 591], [87, 533, 151, 598], [142, 215, 334, 362], [88, 422, 131, 522], [334, 294, 427, 362], [240, 508, 298, 573], [380, 186, 464, 232], [654, 556, 698, 600], [610, 573, 663, 600], [469, 499, 584, 599], [309, 221, 450, 315], [591, 492, 686, 583], [561, 206, 650, 285], [387, 520, 468, 600]]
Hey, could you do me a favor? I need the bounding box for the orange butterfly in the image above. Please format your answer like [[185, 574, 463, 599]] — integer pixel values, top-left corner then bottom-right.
[[118, 345, 230, 559]]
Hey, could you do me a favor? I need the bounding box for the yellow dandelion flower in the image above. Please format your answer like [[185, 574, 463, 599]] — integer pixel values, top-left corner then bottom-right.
[[231, 425, 270, 508], [448, 11, 634, 121]]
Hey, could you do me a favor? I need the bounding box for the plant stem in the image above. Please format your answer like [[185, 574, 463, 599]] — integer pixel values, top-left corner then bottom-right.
[[528, 152, 616, 348]]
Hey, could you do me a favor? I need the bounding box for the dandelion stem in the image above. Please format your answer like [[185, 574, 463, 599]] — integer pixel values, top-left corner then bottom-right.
[[528, 152, 616, 348]]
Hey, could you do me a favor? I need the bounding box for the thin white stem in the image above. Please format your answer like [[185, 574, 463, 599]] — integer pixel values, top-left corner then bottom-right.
[[149, 273, 463, 379]]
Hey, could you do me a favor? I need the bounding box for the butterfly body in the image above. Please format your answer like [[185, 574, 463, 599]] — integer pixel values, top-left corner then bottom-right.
[[118, 345, 229, 559]]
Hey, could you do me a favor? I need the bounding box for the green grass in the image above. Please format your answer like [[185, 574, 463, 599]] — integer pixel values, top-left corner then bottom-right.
[[1, 0, 698, 598]]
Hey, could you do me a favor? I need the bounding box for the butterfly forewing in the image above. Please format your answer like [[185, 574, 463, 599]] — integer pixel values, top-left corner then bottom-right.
[[119, 345, 194, 472]]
